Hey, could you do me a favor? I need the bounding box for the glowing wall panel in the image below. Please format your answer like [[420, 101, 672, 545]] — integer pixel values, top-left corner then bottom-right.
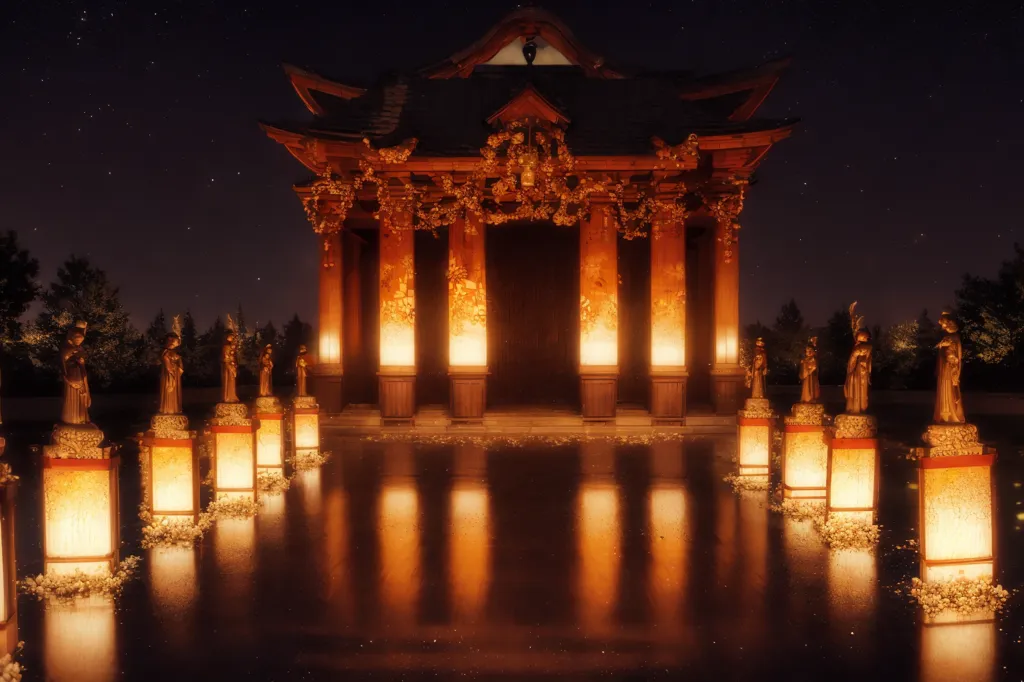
[[579, 207, 618, 367], [448, 214, 487, 367], [379, 214, 416, 368], [650, 216, 685, 367]]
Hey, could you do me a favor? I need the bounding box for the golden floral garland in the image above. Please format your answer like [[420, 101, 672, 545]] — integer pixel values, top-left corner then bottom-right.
[[703, 177, 748, 264], [652, 133, 699, 168]]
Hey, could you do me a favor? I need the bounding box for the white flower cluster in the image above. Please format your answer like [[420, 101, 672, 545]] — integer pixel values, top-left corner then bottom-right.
[[292, 449, 331, 472], [769, 493, 825, 521], [909, 576, 1010, 617], [205, 497, 259, 520], [814, 516, 880, 549], [257, 471, 292, 495], [19, 556, 141, 602], [722, 473, 769, 493], [0, 463, 18, 486], [139, 510, 213, 548], [0, 645, 24, 682]]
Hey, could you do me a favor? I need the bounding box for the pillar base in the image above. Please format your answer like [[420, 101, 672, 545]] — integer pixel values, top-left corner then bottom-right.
[[711, 367, 745, 414], [449, 367, 487, 423], [379, 368, 416, 423], [580, 367, 618, 422], [650, 368, 687, 423], [311, 364, 344, 415]]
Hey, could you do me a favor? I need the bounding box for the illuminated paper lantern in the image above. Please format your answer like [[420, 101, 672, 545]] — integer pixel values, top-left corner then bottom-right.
[[141, 434, 199, 524], [292, 398, 320, 455], [826, 423, 879, 524], [254, 412, 284, 474], [211, 423, 258, 502], [0, 484, 17, 657], [781, 404, 829, 499], [42, 456, 119, 576], [737, 415, 772, 479], [378, 213, 417, 421]]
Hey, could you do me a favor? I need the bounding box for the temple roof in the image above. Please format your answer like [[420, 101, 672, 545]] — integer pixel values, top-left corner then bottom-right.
[[265, 8, 795, 159]]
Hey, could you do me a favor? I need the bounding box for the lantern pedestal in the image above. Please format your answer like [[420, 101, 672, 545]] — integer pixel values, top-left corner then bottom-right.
[[781, 403, 830, 499], [210, 403, 258, 502], [292, 396, 320, 455], [42, 423, 119, 576], [379, 368, 416, 423], [650, 368, 687, 424], [737, 398, 775, 480], [0, 483, 17, 657], [253, 396, 285, 475], [826, 414, 879, 524], [918, 423, 996, 624], [580, 366, 618, 422], [141, 414, 199, 524], [449, 367, 487, 423]]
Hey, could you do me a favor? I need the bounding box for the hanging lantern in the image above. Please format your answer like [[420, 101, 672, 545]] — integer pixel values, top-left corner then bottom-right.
[[0, 482, 17, 657]]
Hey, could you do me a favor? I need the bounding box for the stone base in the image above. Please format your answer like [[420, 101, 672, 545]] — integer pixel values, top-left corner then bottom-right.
[[254, 396, 283, 414], [44, 422, 108, 459], [580, 368, 617, 422], [150, 413, 191, 440], [212, 402, 250, 426], [293, 395, 319, 410], [922, 423, 983, 456], [739, 398, 774, 420], [785, 402, 827, 426], [834, 413, 877, 439]]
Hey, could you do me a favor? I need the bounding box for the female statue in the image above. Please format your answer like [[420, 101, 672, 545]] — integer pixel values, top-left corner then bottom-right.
[[159, 333, 184, 414], [258, 344, 274, 397], [749, 337, 768, 399], [844, 329, 872, 414], [221, 331, 238, 403], [295, 345, 310, 397], [60, 327, 91, 424], [934, 312, 966, 423], [798, 337, 820, 403]]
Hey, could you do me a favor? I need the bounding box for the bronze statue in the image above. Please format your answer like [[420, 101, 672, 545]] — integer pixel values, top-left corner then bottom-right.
[[159, 333, 184, 414], [60, 325, 91, 424], [798, 337, 820, 403], [750, 337, 768, 399], [258, 344, 274, 397], [221, 330, 239, 403], [844, 329, 872, 414], [295, 344, 310, 397], [934, 312, 965, 424]]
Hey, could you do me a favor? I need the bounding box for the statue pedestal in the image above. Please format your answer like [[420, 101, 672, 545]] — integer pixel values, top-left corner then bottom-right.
[[253, 396, 284, 474], [141, 414, 199, 524], [826, 414, 879, 524], [781, 403, 830, 499], [292, 396, 320, 454], [650, 367, 687, 424], [210, 403, 257, 502], [41, 423, 119, 576], [918, 422, 996, 623], [737, 398, 775, 479]]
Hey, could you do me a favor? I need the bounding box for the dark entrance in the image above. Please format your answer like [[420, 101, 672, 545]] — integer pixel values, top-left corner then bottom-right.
[[487, 221, 579, 406]]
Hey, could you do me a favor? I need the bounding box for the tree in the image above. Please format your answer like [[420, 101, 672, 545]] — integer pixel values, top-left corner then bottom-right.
[[875, 320, 918, 389], [280, 315, 313, 388], [191, 317, 225, 386], [0, 231, 40, 343], [819, 307, 855, 385], [771, 299, 808, 383], [956, 244, 1024, 381], [144, 310, 169, 365], [909, 309, 940, 389], [33, 256, 144, 388]]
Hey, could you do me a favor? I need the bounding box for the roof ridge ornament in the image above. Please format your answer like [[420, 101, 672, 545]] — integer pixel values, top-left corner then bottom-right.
[[523, 37, 537, 66]]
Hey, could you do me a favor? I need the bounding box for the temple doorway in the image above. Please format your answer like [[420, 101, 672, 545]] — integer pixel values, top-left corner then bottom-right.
[[487, 221, 579, 406]]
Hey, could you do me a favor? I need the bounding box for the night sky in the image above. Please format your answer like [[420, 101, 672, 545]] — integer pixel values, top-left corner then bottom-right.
[[4, 1, 1022, 331]]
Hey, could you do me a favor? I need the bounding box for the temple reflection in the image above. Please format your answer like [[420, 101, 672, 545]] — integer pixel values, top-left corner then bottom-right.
[[258, 490, 286, 547], [577, 441, 620, 634], [44, 596, 117, 682], [148, 546, 197, 650], [827, 549, 876, 625], [714, 480, 768, 646], [323, 485, 354, 626], [449, 445, 490, 623], [648, 440, 687, 629], [920, 622, 996, 682], [212, 517, 256, 621], [379, 443, 421, 627]]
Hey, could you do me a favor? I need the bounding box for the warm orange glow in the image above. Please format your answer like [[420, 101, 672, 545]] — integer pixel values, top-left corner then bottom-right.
[[149, 444, 196, 519], [738, 421, 771, 478], [255, 415, 284, 471], [44, 596, 116, 682], [43, 467, 116, 576], [827, 443, 877, 524], [577, 483, 620, 632], [449, 484, 490, 622], [651, 218, 685, 367], [379, 215, 416, 368], [379, 484, 420, 624], [294, 412, 320, 451], [449, 214, 487, 367], [648, 486, 685, 625], [920, 622, 995, 682], [827, 549, 876, 622], [149, 547, 197, 650], [782, 428, 828, 498], [714, 332, 739, 366], [318, 330, 341, 365], [259, 491, 286, 546], [213, 517, 255, 606], [580, 207, 618, 367], [214, 429, 256, 501], [920, 463, 993, 582], [324, 487, 354, 624], [298, 468, 322, 516]]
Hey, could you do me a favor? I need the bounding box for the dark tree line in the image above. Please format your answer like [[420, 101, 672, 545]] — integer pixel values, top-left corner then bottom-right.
[[0, 232, 311, 396]]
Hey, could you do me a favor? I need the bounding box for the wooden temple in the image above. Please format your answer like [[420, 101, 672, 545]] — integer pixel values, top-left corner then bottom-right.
[[262, 7, 795, 424]]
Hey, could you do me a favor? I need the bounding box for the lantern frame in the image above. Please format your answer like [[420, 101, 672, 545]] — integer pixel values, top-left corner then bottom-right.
[[292, 406, 320, 454], [781, 423, 829, 499], [141, 435, 200, 524], [737, 415, 773, 478], [42, 455, 120, 575], [825, 437, 880, 523], [210, 423, 259, 501], [254, 411, 285, 474]]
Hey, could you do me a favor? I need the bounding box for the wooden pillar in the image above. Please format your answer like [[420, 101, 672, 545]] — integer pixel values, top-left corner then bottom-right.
[[313, 231, 343, 414], [579, 205, 618, 421], [650, 209, 687, 422], [711, 217, 743, 414], [448, 212, 488, 422], [378, 210, 416, 422]]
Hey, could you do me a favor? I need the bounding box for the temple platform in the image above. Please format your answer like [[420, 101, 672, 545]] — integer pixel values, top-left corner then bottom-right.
[[322, 404, 734, 434]]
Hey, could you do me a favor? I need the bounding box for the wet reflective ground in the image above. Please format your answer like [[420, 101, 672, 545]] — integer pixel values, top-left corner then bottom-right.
[[7, 419, 1024, 681]]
